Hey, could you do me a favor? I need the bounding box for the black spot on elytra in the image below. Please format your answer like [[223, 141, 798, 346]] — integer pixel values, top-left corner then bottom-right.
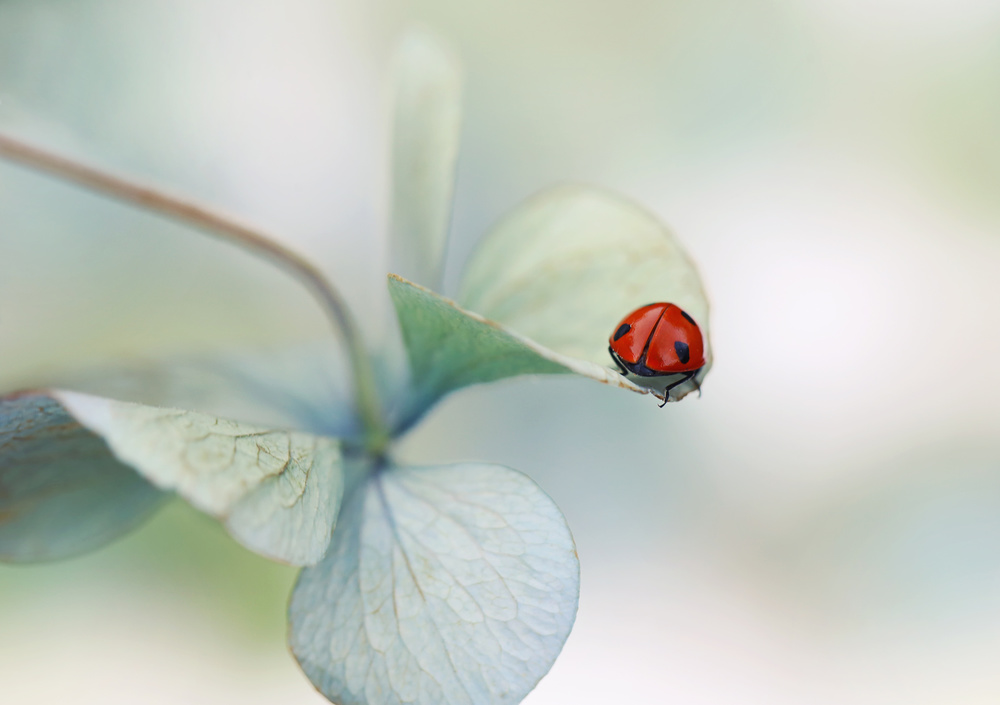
[[613, 323, 631, 341], [674, 340, 690, 364], [680, 309, 696, 326]]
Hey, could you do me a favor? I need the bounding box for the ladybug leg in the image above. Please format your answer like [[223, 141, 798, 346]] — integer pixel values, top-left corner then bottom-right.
[[659, 371, 698, 406]]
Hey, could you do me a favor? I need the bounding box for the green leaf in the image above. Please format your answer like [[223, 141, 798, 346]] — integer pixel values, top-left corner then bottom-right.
[[55, 391, 347, 566], [289, 462, 580, 705], [388, 274, 649, 429], [389, 29, 463, 291], [0, 391, 164, 563]]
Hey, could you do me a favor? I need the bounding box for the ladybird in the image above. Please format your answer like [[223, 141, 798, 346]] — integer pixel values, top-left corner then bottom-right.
[[608, 302, 705, 406]]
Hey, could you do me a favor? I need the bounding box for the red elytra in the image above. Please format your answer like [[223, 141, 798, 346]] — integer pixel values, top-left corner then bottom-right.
[[608, 303, 705, 377]]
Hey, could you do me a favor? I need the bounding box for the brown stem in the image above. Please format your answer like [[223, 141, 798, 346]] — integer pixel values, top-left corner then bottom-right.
[[0, 131, 387, 444]]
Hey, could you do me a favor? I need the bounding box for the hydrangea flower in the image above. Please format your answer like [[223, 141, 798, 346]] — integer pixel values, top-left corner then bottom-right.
[[0, 31, 711, 705]]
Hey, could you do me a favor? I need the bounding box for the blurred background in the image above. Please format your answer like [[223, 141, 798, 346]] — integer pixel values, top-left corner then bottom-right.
[[2, 0, 1000, 702]]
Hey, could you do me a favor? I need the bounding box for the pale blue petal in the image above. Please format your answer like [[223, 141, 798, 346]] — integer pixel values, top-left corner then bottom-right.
[[289, 462, 580, 705], [56, 390, 346, 566]]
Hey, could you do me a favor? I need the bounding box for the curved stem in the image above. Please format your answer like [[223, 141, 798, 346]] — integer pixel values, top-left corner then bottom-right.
[[0, 132, 388, 445]]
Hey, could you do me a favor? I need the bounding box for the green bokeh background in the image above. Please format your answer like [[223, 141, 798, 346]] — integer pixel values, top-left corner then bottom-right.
[[2, 0, 999, 702]]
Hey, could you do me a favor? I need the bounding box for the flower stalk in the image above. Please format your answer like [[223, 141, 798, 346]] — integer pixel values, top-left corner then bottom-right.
[[0, 131, 388, 447]]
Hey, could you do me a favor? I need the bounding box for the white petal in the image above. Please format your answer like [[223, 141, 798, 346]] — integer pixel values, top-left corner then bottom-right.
[[0, 391, 164, 563], [389, 29, 463, 291], [55, 390, 345, 566], [289, 463, 580, 705], [460, 185, 712, 394]]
